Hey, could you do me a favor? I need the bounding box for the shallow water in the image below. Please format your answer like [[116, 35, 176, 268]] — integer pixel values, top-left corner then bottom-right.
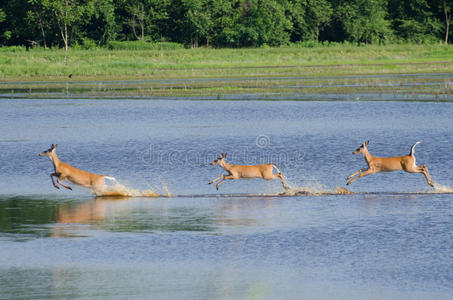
[[1, 99, 453, 299], [2, 73, 453, 101]]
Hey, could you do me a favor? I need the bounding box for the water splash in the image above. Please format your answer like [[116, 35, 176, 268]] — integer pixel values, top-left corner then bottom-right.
[[430, 183, 453, 194], [161, 182, 173, 197], [159, 177, 173, 197], [280, 182, 353, 196], [91, 181, 167, 197]]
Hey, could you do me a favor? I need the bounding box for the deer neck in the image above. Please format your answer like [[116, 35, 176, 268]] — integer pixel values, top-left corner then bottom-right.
[[362, 149, 374, 165], [49, 152, 61, 171], [220, 161, 232, 171]]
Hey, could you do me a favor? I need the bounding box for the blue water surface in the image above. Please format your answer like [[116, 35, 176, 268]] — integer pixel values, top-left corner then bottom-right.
[[1, 99, 453, 299]]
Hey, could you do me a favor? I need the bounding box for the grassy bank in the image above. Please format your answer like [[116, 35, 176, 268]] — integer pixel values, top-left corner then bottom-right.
[[1, 44, 452, 99], [1, 44, 453, 80]]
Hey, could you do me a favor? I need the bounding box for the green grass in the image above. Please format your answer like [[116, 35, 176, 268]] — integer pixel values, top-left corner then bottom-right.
[[0, 44, 452, 81], [0, 44, 452, 99]]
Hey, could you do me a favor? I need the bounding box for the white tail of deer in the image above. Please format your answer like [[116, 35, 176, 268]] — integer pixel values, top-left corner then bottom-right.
[[346, 141, 434, 187], [39, 144, 116, 191], [208, 153, 289, 190]]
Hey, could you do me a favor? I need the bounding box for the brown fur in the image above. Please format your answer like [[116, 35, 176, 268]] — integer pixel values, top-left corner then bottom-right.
[[346, 141, 433, 187], [209, 153, 288, 190], [40, 144, 106, 190]]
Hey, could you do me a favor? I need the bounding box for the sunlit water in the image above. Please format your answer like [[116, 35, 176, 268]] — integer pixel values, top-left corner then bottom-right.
[[1, 99, 453, 299]]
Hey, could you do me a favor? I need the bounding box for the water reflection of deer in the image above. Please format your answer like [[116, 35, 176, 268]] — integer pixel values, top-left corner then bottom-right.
[[215, 197, 276, 296], [52, 197, 129, 237], [219, 197, 275, 227], [52, 196, 277, 238]]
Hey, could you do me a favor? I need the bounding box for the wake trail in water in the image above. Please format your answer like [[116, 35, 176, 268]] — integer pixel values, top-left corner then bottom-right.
[[91, 177, 169, 197], [89, 177, 451, 198], [279, 184, 354, 196], [429, 183, 453, 194]]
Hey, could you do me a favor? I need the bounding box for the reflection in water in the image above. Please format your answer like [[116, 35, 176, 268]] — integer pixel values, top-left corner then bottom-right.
[[53, 195, 281, 237], [1, 194, 453, 299], [219, 197, 275, 228], [52, 199, 107, 237], [0, 196, 58, 240], [52, 197, 219, 237]]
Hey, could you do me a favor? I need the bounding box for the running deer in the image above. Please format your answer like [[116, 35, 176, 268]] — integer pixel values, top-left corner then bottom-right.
[[39, 144, 116, 190], [346, 141, 434, 187], [209, 153, 289, 190]]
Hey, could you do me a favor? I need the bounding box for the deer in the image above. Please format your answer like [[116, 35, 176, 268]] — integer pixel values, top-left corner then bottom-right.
[[346, 141, 434, 187], [208, 153, 289, 191], [39, 144, 116, 191]]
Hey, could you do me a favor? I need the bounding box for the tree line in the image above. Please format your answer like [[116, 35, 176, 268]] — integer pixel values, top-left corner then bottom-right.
[[0, 0, 452, 49]]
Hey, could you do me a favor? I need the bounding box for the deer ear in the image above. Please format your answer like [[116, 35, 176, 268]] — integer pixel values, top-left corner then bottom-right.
[[55, 144, 58, 149], [221, 153, 227, 158], [364, 140, 369, 146]]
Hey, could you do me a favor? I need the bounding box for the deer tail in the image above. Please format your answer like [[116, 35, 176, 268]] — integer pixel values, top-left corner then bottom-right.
[[271, 163, 282, 174], [103, 176, 118, 184], [410, 141, 421, 156]]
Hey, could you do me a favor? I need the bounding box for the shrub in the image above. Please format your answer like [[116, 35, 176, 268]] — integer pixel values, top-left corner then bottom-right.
[[107, 40, 184, 50], [82, 38, 98, 50], [0, 45, 26, 52]]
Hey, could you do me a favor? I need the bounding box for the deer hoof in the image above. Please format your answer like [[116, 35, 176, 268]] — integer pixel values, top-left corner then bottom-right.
[[54, 185, 60, 189]]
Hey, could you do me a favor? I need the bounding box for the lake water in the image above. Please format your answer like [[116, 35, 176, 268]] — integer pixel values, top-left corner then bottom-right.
[[1, 98, 453, 299]]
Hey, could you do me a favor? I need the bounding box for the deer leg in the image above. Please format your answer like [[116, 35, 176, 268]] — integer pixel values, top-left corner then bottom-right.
[[275, 173, 289, 190], [416, 165, 434, 187], [57, 177, 72, 190], [346, 169, 375, 185], [404, 164, 434, 187], [215, 175, 235, 190], [50, 173, 60, 189], [209, 175, 224, 185], [347, 169, 366, 180]]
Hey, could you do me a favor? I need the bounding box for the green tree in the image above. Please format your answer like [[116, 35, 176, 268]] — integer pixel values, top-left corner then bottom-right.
[[0, 0, 451, 48], [209, 0, 238, 46], [181, 0, 213, 47], [0, 8, 8, 42], [388, 0, 442, 43], [126, 1, 146, 40], [283, 0, 332, 42], [306, 0, 332, 41], [236, 0, 292, 47], [1, 0, 34, 46], [147, 0, 171, 41], [285, 0, 308, 42], [87, 0, 118, 44], [26, 0, 53, 48], [337, 0, 393, 44], [120, 0, 171, 42], [439, 0, 453, 43], [42, 0, 96, 51]]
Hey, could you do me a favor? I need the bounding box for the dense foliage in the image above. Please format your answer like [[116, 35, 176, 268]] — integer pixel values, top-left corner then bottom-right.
[[0, 0, 452, 49]]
